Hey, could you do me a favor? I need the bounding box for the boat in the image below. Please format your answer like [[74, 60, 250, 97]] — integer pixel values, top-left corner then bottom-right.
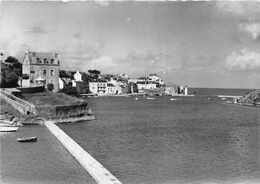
[[17, 136, 37, 142], [135, 97, 139, 100], [0, 126, 19, 132], [147, 97, 155, 100], [170, 98, 178, 101]]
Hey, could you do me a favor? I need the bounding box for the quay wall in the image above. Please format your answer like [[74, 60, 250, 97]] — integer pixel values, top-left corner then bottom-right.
[[36, 103, 88, 118], [44, 120, 122, 184], [0, 89, 36, 115]]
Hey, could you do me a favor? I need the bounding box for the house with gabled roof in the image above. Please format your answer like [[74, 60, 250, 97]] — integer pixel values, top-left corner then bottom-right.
[[22, 51, 60, 92]]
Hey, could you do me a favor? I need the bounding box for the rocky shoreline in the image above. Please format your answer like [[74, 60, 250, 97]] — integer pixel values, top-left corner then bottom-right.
[[51, 115, 95, 124]]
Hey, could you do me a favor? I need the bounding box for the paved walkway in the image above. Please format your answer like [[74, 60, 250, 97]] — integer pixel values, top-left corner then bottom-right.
[[0, 125, 96, 184]]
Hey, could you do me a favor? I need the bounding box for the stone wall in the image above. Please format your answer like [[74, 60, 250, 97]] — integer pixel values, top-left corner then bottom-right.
[[35, 103, 88, 118], [0, 89, 36, 115]]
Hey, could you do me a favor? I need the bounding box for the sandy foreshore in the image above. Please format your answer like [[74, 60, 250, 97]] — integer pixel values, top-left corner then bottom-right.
[[0, 125, 96, 184]]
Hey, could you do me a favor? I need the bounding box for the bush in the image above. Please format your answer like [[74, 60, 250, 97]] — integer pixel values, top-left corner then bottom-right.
[[60, 86, 79, 96], [0, 56, 22, 88], [47, 83, 54, 92]]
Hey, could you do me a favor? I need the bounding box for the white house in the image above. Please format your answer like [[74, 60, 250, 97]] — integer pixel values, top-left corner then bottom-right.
[[136, 81, 157, 90], [106, 83, 117, 94], [119, 73, 129, 80], [148, 74, 164, 85], [59, 77, 66, 89], [74, 71, 82, 82], [89, 82, 107, 95]]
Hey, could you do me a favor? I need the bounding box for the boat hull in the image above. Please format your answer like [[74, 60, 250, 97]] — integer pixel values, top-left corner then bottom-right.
[[17, 137, 37, 142], [0, 127, 19, 132]]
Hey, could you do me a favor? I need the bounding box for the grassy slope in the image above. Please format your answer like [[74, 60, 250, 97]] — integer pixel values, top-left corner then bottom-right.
[[22, 92, 85, 106]]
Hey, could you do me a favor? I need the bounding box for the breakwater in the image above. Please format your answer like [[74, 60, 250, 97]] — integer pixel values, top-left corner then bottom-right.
[[0, 88, 36, 115], [44, 120, 122, 184]]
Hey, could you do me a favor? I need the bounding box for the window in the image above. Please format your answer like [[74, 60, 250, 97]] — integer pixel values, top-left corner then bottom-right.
[[51, 59, 54, 64], [36, 58, 41, 64], [30, 71, 35, 73], [49, 79, 54, 84], [50, 70, 55, 76], [43, 70, 47, 75]]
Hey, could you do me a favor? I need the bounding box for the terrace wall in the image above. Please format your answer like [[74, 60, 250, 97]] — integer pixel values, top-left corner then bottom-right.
[[0, 88, 37, 115], [36, 103, 88, 118]]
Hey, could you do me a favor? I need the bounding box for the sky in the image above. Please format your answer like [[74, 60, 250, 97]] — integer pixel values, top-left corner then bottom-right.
[[1, 1, 260, 88]]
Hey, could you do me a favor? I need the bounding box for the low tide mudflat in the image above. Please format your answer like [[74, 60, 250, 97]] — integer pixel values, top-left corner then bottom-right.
[[59, 96, 260, 184], [0, 125, 96, 184]]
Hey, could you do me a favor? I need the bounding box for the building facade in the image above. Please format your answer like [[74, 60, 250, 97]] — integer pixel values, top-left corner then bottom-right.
[[22, 51, 60, 92], [89, 82, 107, 95], [74, 71, 82, 82], [148, 74, 164, 85], [136, 81, 157, 90]]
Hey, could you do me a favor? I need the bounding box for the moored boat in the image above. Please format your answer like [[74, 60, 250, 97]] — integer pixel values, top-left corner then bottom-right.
[[17, 136, 37, 142], [0, 126, 19, 132], [147, 97, 155, 100]]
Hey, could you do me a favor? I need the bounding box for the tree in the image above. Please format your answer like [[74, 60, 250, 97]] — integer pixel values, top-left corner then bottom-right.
[[88, 69, 100, 75], [59, 70, 68, 78], [60, 86, 79, 96], [0, 56, 22, 88], [47, 83, 54, 92]]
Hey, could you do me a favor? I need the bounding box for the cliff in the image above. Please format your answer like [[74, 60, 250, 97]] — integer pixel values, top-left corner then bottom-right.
[[244, 90, 260, 105]]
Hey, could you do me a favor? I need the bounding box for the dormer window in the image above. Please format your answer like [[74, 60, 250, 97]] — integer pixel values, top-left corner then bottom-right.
[[44, 58, 48, 64], [36, 58, 41, 64]]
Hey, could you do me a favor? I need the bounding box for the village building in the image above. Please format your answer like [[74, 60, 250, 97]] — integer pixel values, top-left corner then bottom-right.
[[136, 81, 157, 90], [106, 83, 117, 94], [74, 71, 82, 82], [148, 74, 164, 85], [22, 51, 60, 92], [89, 81, 107, 95]]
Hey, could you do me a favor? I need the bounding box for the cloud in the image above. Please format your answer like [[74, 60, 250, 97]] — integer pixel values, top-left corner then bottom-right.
[[94, 0, 109, 7], [181, 54, 217, 71], [90, 56, 117, 72], [23, 26, 46, 34], [239, 21, 260, 40], [215, 1, 260, 16], [126, 17, 131, 23], [60, 32, 103, 68], [225, 48, 260, 72]]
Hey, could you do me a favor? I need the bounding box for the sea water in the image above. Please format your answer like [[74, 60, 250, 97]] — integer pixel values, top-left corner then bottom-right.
[[59, 89, 260, 184]]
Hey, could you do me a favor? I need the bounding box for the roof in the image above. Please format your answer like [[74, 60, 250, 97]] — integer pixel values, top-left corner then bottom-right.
[[107, 83, 115, 87], [137, 81, 146, 84], [26, 52, 59, 65], [119, 85, 126, 88]]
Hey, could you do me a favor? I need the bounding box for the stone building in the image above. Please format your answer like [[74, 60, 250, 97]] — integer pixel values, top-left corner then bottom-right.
[[22, 51, 60, 92], [89, 81, 107, 95]]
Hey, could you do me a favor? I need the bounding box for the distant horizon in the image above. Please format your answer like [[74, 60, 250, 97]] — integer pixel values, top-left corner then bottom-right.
[[1, 1, 260, 89]]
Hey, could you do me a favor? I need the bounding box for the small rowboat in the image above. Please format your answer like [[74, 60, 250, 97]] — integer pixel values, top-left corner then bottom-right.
[[0, 126, 19, 132], [147, 97, 155, 100], [17, 136, 37, 142]]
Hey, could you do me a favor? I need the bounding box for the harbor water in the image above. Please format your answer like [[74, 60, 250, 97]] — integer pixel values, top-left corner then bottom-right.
[[59, 90, 260, 184]]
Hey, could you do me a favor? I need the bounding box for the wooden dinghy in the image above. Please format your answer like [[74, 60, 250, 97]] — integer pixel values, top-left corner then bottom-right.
[[17, 136, 37, 142], [0, 126, 19, 132]]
